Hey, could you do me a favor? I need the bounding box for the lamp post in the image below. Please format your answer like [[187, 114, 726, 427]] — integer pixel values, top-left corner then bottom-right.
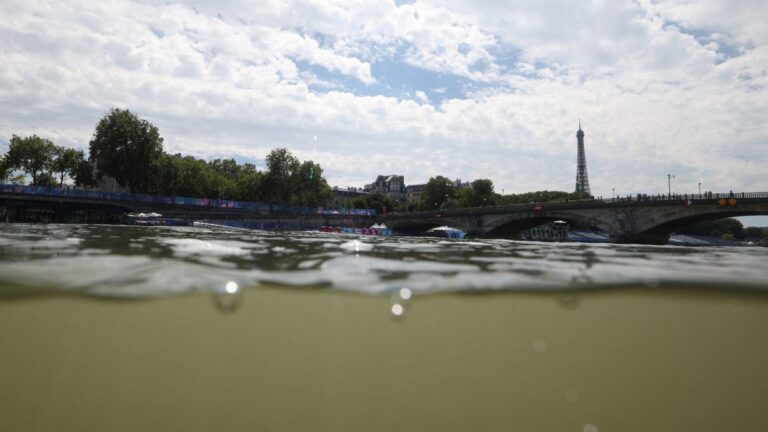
[[612, 188, 615, 200], [698, 182, 701, 196], [667, 174, 675, 199]]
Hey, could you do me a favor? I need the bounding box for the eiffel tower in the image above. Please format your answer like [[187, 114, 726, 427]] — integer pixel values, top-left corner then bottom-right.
[[575, 121, 591, 195]]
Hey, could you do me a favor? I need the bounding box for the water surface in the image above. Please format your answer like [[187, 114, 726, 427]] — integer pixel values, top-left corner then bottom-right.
[[2, 224, 767, 432]]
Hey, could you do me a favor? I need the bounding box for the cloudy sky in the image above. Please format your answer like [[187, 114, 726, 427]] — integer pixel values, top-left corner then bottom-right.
[[1, 0, 766, 200]]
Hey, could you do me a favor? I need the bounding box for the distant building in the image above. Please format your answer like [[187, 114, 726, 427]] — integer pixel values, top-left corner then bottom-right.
[[452, 179, 471, 190], [406, 179, 470, 205], [329, 186, 367, 208], [365, 175, 406, 202], [406, 184, 427, 204]]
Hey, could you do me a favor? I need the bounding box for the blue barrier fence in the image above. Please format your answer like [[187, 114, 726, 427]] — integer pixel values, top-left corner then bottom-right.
[[0, 184, 376, 216]]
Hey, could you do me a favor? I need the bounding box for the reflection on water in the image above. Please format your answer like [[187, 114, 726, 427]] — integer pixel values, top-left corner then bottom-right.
[[1, 223, 767, 299]]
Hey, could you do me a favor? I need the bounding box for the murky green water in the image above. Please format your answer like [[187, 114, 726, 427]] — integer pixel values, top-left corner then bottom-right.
[[1, 224, 768, 431]]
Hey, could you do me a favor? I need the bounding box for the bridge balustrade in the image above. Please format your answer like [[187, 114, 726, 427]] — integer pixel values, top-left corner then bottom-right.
[[0, 183, 376, 216]]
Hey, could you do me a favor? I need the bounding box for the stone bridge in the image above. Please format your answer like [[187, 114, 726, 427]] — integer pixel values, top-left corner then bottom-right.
[[383, 193, 768, 244]]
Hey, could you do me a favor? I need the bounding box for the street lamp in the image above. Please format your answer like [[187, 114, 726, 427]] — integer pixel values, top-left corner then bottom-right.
[[698, 182, 702, 196], [612, 188, 615, 200], [667, 174, 675, 198]]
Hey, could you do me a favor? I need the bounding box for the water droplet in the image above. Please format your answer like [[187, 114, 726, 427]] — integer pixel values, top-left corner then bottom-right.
[[398, 287, 412, 301], [391, 303, 405, 318], [533, 339, 547, 352], [213, 280, 242, 313], [583, 424, 599, 432], [224, 281, 238, 294]]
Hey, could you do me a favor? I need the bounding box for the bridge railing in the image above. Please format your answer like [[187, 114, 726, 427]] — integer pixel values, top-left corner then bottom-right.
[[601, 191, 768, 204], [0, 183, 376, 216], [387, 190, 768, 219]]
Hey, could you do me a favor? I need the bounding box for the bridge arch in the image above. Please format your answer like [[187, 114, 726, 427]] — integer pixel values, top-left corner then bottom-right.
[[634, 208, 768, 239], [480, 210, 614, 238]]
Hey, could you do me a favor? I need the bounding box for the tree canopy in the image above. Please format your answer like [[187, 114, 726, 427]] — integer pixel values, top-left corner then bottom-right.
[[4, 135, 57, 185], [678, 218, 746, 239], [89, 108, 164, 194], [420, 176, 456, 210]]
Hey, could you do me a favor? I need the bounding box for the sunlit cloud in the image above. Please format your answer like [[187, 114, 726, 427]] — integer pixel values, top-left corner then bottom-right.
[[0, 0, 766, 197]]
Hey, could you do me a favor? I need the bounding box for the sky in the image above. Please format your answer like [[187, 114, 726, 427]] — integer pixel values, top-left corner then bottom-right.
[[1, 0, 767, 205]]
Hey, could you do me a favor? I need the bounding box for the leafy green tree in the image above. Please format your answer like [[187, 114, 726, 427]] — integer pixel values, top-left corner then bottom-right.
[[264, 148, 300, 203], [73, 158, 97, 188], [51, 147, 86, 187], [35, 171, 57, 187], [499, 190, 588, 205], [745, 227, 766, 239], [352, 193, 394, 214], [89, 108, 164, 193], [679, 218, 745, 239], [235, 167, 264, 202], [0, 155, 9, 182], [420, 176, 455, 210], [292, 160, 332, 207], [4, 135, 57, 185]]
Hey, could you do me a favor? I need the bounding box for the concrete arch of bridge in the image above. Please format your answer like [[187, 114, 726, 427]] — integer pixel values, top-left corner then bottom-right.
[[481, 213, 612, 239], [636, 209, 768, 240]]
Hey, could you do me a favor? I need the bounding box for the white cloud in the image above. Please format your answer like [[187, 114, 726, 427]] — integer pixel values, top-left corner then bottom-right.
[[1, 0, 767, 197]]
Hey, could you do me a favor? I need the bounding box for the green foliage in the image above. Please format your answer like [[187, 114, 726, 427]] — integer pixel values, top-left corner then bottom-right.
[[51, 147, 86, 187], [89, 108, 164, 193], [499, 190, 589, 205], [35, 171, 57, 188], [73, 158, 97, 188], [4, 135, 57, 185], [679, 218, 746, 239], [292, 160, 333, 207], [744, 227, 767, 239], [454, 179, 498, 208], [264, 148, 300, 203], [352, 193, 394, 214], [3, 110, 335, 208], [0, 155, 9, 181], [419, 176, 455, 210]]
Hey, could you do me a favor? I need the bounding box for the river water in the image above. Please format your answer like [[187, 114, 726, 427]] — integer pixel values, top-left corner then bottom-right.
[[1, 224, 768, 431]]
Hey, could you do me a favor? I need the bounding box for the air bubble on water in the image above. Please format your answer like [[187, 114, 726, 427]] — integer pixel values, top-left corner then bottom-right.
[[391, 303, 405, 318], [213, 280, 242, 313], [533, 339, 547, 352], [399, 287, 412, 301], [390, 287, 413, 307], [583, 424, 599, 432], [224, 281, 238, 294]]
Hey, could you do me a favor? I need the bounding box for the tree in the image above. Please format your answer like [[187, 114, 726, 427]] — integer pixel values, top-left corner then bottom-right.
[[420, 176, 455, 210], [51, 147, 85, 187], [292, 160, 332, 207], [264, 148, 300, 203], [4, 135, 57, 185], [89, 108, 164, 193], [0, 155, 9, 182], [73, 158, 97, 188], [679, 218, 746, 239], [352, 193, 394, 214], [745, 227, 766, 239]]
